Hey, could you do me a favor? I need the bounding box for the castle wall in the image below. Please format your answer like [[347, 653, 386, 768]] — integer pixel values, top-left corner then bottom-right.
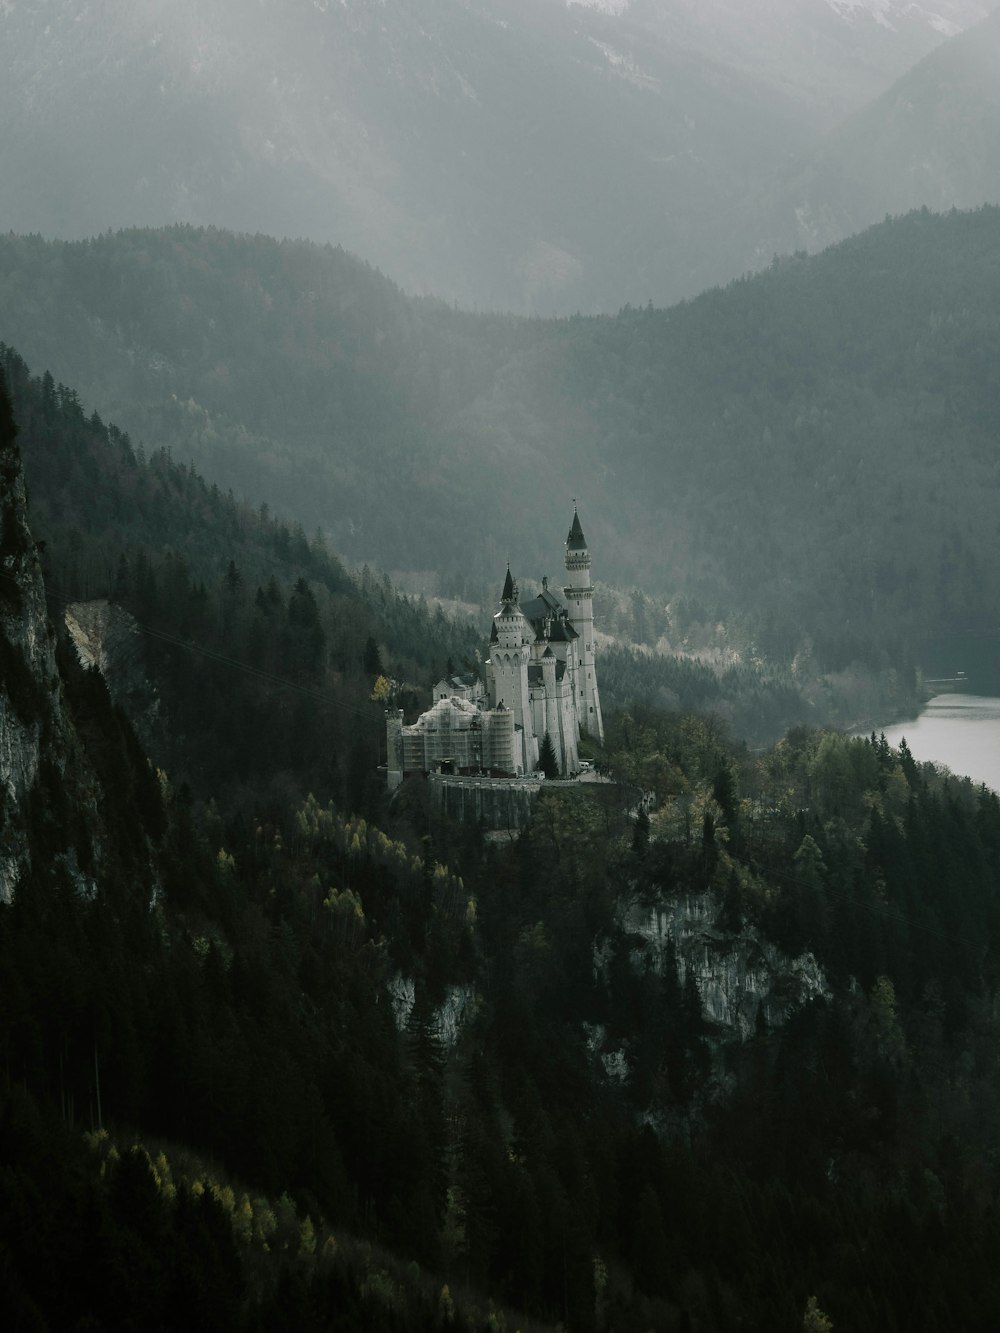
[[430, 772, 542, 831]]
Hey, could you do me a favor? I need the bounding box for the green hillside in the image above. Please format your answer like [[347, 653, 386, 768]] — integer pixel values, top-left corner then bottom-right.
[[5, 345, 1000, 1326], [0, 341, 485, 811], [2, 208, 1000, 689]]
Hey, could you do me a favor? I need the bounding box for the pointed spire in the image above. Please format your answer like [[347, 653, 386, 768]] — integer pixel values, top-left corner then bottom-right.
[[501, 564, 516, 602], [566, 506, 587, 551]]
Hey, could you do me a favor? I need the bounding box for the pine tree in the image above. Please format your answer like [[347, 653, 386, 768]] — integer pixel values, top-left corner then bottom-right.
[[363, 634, 383, 677], [539, 731, 559, 779]]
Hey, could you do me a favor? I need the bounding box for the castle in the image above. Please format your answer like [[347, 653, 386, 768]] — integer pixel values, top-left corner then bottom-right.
[[386, 507, 603, 789]]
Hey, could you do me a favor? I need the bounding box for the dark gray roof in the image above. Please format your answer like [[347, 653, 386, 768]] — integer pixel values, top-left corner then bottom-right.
[[446, 673, 478, 689], [520, 584, 565, 626], [547, 617, 578, 642], [567, 510, 587, 551]]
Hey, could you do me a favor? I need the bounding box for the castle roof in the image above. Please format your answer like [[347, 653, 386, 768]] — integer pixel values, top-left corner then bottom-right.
[[567, 509, 587, 551], [501, 566, 516, 602], [435, 672, 482, 697], [520, 584, 564, 626], [546, 617, 578, 642]]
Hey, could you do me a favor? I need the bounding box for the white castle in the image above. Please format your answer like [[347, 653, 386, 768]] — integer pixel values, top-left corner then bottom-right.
[[386, 507, 604, 789]]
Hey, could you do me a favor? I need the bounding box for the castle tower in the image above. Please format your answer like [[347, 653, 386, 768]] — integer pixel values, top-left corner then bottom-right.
[[490, 568, 536, 773], [563, 507, 604, 744], [541, 645, 558, 747], [487, 702, 515, 774]]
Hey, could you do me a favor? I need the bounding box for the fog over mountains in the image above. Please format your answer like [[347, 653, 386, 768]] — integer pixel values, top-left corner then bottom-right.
[[4, 206, 1000, 689], [740, 4, 1000, 266], [9, 11, 1000, 1330], [3, 0, 999, 312]]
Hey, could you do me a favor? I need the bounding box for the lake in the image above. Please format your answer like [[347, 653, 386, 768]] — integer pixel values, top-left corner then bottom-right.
[[876, 693, 1000, 794]]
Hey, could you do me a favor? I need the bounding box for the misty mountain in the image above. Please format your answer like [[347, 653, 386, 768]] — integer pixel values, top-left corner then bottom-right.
[[741, 5, 1000, 267], [2, 209, 1000, 680], [1, 0, 992, 313], [617, 0, 996, 119]]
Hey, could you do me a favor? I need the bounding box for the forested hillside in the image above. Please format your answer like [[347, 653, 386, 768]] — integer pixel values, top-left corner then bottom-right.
[[5, 340, 1000, 1326], [2, 211, 999, 693], [0, 343, 488, 813]]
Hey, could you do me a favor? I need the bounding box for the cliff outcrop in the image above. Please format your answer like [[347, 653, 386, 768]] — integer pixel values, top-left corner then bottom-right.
[[0, 384, 59, 902], [0, 372, 161, 905], [64, 597, 158, 730], [590, 885, 831, 1098], [619, 890, 830, 1039]]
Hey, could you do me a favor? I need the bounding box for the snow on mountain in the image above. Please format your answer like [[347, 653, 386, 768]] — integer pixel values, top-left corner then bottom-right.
[[568, 0, 631, 13], [1, 0, 997, 312], [823, 1, 994, 37], [737, 5, 1000, 273]]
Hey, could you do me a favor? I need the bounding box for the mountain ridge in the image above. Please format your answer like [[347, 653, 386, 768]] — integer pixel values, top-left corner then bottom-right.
[[2, 210, 1000, 686], [739, 5, 1000, 267], [2, 0, 994, 312]]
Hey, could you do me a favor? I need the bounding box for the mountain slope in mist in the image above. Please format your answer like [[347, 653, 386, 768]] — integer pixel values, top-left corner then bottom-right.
[[3, 210, 1000, 674], [1, 0, 993, 312], [739, 6, 1000, 267]]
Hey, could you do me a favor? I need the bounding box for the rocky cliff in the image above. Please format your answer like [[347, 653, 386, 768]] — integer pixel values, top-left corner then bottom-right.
[[619, 890, 830, 1041], [0, 372, 161, 907], [589, 884, 832, 1100], [0, 383, 59, 902]]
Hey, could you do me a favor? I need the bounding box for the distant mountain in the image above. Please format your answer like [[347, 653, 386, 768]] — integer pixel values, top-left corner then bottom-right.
[[618, 0, 996, 119], [0, 0, 993, 312], [3, 211, 1000, 680], [740, 7, 1000, 268]]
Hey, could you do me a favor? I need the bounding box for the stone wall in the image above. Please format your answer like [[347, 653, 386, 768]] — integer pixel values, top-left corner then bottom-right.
[[429, 772, 543, 831]]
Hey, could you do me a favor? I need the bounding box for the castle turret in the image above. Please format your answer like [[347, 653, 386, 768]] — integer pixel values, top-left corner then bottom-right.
[[490, 568, 535, 772], [563, 507, 604, 744]]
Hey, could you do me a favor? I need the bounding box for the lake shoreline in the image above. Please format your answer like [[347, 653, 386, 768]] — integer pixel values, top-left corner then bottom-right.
[[868, 692, 1000, 794]]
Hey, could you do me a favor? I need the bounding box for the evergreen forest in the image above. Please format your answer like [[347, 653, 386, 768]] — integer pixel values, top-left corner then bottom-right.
[[3, 332, 1000, 1331]]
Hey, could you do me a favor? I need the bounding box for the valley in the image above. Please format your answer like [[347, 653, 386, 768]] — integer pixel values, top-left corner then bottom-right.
[[4, 4, 1000, 1329]]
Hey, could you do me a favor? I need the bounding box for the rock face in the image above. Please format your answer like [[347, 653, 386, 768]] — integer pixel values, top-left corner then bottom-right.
[[64, 598, 157, 728], [618, 890, 830, 1041], [388, 973, 478, 1047], [0, 412, 59, 902]]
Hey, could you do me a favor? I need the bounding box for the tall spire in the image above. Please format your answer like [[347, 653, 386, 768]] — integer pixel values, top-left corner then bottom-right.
[[501, 564, 516, 602], [566, 508, 587, 552], [563, 501, 603, 745]]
